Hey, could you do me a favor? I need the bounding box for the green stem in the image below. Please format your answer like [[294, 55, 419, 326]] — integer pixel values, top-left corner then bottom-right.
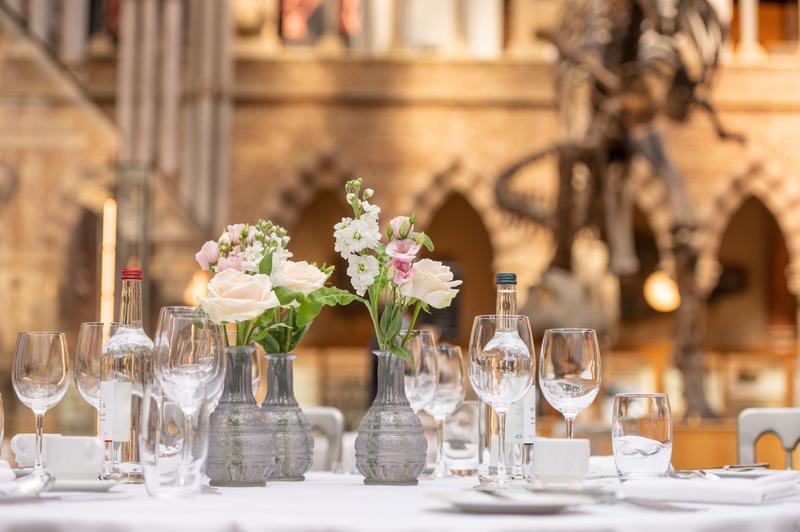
[[401, 301, 423, 348]]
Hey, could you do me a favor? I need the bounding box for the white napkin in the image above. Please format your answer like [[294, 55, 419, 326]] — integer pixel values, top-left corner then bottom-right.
[[622, 472, 800, 505], [0, 460, 15, 484], [588, 455, 617, 478]]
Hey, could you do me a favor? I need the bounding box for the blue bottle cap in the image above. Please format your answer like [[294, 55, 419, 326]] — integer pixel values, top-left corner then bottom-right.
[[495, 273, 517, 285]]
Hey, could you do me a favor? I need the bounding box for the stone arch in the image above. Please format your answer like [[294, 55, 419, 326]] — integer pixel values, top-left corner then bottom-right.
[[697, 156, 800, 296], [404, 159, 553, 300], [261, 151, 353, 229]]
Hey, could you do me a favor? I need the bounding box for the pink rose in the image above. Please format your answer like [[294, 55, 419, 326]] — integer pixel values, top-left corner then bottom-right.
[[227, 224, 247, 245], [386, 239, 421, 264], [195, 240, 220, 271], [388, 216, 414, 239], [216, 252, 243, 272], [389, 258, 413, 285]]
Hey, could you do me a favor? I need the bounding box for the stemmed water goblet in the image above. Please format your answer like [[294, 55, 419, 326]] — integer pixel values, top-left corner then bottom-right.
[[12, 332, 70, 478], [468, 315, 534, 486], [423, 343, 465, 478], [75, 322, 118, 412], [401, 330, 438, 414], [539, 328, 602, 439], [153, 308, 224, 492]]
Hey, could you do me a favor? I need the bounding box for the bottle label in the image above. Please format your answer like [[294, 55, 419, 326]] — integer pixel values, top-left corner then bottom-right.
[[99, 381, 132, 442], [523, 389, 536, 443], [506, 400, 525, 444]]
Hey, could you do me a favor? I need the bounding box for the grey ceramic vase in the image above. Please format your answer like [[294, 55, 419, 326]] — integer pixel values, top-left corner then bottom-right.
[[261, 354, 314, 481], [206, 345, 274, 487], [355, 350, 427, 485]]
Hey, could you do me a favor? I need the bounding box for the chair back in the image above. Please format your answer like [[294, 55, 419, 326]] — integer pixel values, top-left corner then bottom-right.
[[737, 407, 800, 467], [306, 406, 344, 471]]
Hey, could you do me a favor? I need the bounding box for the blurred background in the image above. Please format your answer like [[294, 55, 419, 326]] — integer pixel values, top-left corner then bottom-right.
[[1, 0, 799, 469]]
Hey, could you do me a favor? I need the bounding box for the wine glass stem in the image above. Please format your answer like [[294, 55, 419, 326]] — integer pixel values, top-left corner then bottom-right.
[[496, 410, 507, 483], [34, 413, 44, 475], [180, 412, 195, 485], [434, 418, 446, 477], [565, 415, 575, 439]]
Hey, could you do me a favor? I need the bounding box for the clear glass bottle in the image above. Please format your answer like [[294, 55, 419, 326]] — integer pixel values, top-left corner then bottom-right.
[[478, 273, 536, 483], [100, 268, 153, 483]]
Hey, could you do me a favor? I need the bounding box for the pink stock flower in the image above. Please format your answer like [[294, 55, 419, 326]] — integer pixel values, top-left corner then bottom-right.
[[389, 258, 413, 285], [227, 224, 247, 245], [385, 239, 421, 264], [195, 240, 220, 271], [388, 216, 414, 239], [216, 253, 243, 273]]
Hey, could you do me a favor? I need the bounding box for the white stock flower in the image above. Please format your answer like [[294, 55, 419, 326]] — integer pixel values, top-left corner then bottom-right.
[[268, 246, 293, 286], [334, 216, 382, 259], [240, 240, 265, 273], [347, 254, 379, 296], [361, 201, 380, 220], [399, 259, 462, 309], [279, 260, 328, 296], [199, 269, 280, 323]]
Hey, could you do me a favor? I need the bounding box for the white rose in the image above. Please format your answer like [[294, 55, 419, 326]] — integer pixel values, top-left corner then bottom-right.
[[279, 260, 328, 296], [199, 268, 280, 323], [400, 259, 462, 309]]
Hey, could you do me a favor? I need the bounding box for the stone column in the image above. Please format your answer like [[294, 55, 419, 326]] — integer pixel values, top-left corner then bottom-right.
[[159, 0, 183, 178], [135, 0, 158, 168], [58, 0, 89, 63], [463, 0, 502, 58], [116, 0, 137, 164], [360, 0, 393, 55], [736, 0, 766, 62], [506, 0, 533, 56], [28, 0, 51, 45]]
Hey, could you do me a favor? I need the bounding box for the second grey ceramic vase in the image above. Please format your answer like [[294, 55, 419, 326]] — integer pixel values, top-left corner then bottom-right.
[[206, 346, 274, 487], [355, 350, 427, 485], [261, 354, 314, 481]]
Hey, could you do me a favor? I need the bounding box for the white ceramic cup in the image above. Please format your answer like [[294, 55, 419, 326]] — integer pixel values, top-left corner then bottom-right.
[[11, 434, 104, 480], [532, 437, 590, 485]]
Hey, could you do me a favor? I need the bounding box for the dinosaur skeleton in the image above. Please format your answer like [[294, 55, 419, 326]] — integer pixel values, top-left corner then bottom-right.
[[496, 0, 744, 417]]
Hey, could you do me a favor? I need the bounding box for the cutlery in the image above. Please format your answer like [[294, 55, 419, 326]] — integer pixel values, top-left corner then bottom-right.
[[481, 487, 705, 513]]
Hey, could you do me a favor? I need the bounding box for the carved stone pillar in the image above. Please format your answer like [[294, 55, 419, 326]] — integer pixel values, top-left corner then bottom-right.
[[318, 0, 345, 53], [463, 0, 502, 58], [58, 0, 89, 63], [736, 0, 766, 62], [28, 0, 51, 45]]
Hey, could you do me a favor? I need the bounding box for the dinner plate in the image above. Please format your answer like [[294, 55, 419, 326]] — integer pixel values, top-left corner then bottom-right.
[[435, 490, 593, 515], [50, 479, 119, 492], [702, 468, 780, 479]]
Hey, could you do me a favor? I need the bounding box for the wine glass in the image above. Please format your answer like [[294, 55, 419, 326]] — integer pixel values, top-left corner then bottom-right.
[[75, 322, 118, 410], [423, 343, 465, 478], [12, 332, 70, 478], [539, 328, 602, 439], [400, 330, 438, 413], [154, 310, 224, 490], [468, 315, 534, 485]]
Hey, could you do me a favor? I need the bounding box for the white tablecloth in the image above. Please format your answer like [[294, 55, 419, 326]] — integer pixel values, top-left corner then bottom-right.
[[1, 473, 800, 532]]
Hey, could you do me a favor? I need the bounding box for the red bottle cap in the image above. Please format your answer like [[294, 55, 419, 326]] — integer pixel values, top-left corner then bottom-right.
[[121, 268, 143, 280]]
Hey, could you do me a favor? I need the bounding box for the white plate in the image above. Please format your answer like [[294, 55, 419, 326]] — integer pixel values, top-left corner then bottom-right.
[[703, 468, 781, 479], [435, 490, 593, 515], [50, 479, 119, 492]]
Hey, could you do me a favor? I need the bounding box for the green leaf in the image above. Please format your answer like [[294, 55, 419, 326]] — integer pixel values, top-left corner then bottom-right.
[[259, 253, 273, 275], [295, 286, 363, 328], [390, 343, 413, 364], [273, 286, 305, 306], [257, 333, 280, 354], [379, 304, 403, 344]]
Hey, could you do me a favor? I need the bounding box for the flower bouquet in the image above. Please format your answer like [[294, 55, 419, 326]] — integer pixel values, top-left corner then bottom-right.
[[196, 220, 356, 483], [333, 178, 461, 485]]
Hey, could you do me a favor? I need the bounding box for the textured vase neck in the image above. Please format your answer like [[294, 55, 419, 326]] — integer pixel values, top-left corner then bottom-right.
[[373, 350, 409, 406], [264, 353, 298, 407], [222, 346, 257, 404]]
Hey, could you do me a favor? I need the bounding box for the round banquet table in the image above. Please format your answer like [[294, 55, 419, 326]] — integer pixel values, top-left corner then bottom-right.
[[2, 473, 799, 532]]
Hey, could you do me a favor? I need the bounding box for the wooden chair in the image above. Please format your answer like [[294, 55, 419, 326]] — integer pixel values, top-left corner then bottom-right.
[[737, 407, 800, 469]]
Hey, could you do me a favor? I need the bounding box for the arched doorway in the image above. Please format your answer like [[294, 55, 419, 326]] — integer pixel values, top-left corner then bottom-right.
[[422, 192, 494, 347], [706, 196, 795, 414]]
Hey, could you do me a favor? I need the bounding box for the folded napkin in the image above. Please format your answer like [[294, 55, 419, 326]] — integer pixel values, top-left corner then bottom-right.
[[0, 460, 14, 484], [589, 456, 617, 478], [622, 472, 800, 505]]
